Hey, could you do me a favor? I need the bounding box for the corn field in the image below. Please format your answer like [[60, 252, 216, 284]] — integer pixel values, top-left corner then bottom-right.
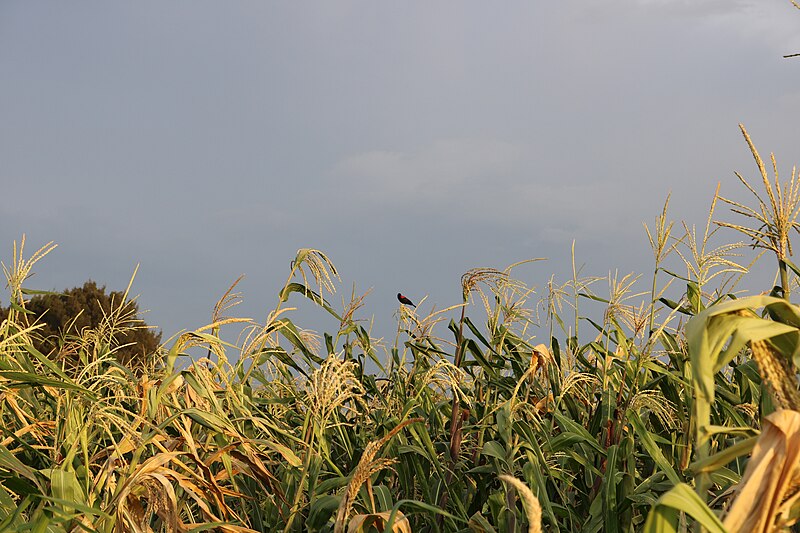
[[3, 125, 800, 532]]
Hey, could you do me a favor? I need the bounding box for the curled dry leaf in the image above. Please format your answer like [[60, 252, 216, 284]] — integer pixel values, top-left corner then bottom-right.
[[531, 343, 551, 374], [724, 409, 800, 532]]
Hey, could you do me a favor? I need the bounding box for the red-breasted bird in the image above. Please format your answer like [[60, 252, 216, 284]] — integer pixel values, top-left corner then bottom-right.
[[397, 293, 416, 307]]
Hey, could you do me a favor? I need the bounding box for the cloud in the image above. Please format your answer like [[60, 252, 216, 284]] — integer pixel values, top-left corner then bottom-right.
[[331, 138, 652, 244], [611, 0, 800, 52], [334, 138, 525, 205], [713, 2, 800, 53], [576, 0, 752, 19], [567, 0, 800, 55], [628, 0, 750, 16]]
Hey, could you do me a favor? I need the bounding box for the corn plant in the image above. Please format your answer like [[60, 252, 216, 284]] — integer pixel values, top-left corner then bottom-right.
[[2, 125, 800, 532]]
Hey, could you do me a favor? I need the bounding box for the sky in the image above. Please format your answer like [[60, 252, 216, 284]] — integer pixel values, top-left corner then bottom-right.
[[2, 1, 800, 352]]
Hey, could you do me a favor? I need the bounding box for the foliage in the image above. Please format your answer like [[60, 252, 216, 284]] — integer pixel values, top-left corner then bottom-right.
[[0, 279, 162, 370], [1, 126, 800, 532]]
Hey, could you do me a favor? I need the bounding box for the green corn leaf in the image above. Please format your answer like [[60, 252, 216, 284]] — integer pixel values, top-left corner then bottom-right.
[[642, 483, 727, 533]]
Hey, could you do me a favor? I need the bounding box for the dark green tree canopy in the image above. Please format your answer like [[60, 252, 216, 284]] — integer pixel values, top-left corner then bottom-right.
[[0, 281, 162, 368]]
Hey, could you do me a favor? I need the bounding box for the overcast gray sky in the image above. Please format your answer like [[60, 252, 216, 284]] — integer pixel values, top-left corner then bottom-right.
[[2, 1, 799, 347]]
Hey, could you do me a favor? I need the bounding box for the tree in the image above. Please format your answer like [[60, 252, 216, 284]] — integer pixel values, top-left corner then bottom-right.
[[0, 281, 162, 369]]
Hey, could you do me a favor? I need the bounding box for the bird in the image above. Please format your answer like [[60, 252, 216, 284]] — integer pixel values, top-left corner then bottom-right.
[[397, 293, 416, 307]]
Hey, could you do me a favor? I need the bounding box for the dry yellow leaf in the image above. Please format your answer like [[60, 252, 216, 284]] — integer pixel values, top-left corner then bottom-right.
[[724, 409, 800, 532]]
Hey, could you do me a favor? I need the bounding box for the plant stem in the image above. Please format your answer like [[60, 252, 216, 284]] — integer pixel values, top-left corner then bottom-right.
[[780, 258, 790, 300]]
